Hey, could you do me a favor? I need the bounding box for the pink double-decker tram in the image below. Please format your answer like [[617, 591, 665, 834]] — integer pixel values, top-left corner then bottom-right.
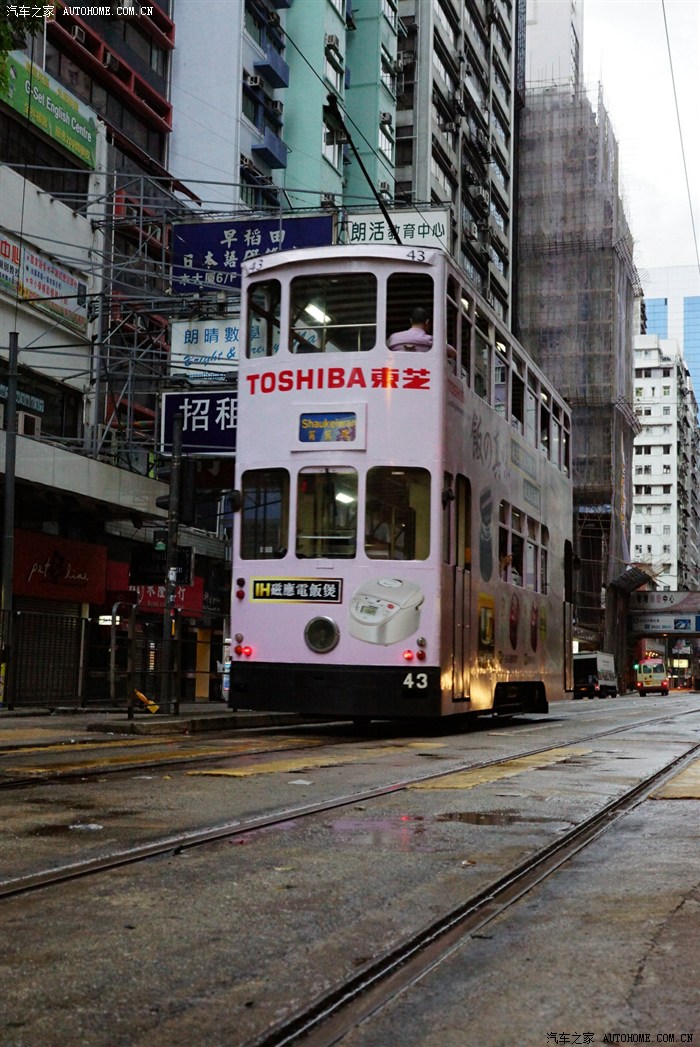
[[230, 244, 573, 723]]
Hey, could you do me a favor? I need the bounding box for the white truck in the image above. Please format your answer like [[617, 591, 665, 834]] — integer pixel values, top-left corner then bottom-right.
[[573, 651, 618, 699]]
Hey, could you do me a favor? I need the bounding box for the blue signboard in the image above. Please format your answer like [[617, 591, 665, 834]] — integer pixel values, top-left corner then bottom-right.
[[161, 391, 237, 455], [171, 214, 334, 295]]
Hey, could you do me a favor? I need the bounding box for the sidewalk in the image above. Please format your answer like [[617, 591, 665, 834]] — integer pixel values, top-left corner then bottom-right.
[[0, 702, 302, 747]]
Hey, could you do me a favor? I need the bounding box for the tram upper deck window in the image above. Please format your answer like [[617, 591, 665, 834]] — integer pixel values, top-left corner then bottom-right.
[[290, 274, 376, 353], [247, 279, 281, 357], [386, 273, 435, 349], [296, 467, 358, 558], [240, 468, 289, 558], [365, 467, 431, 560]]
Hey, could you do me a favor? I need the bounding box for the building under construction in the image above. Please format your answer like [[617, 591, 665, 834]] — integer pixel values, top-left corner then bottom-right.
[[515, 84, 642, 669]]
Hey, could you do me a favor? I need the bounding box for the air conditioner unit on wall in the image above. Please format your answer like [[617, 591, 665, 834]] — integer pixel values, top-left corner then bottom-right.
[[241, 156, 255, 170], [380, 111, 393, 127], [246, 74, 262, 88], [103, 50, 119, 72], [17, 412, 41, 437], [325, 33, 340, 51], [70, 25, 86, 44]]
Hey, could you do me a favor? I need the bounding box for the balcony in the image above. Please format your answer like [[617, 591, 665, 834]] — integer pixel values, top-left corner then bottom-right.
[[252, 127, 289, 169], [254, 47, 289, 89]]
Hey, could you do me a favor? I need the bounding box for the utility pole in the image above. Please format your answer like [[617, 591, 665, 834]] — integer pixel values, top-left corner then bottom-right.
[[161, 411, 183, 716], [1, 331, 18, 616]]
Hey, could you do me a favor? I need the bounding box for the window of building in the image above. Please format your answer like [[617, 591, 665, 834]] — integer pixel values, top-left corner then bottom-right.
[[244, 5, 265, 46], [322, 119, 342, 168], [381, 48, 397, 95], [0, 111, 89, 210], [325, 44, 344, 94], [644, 297, 668, 338], [379, 124, 394, 162]]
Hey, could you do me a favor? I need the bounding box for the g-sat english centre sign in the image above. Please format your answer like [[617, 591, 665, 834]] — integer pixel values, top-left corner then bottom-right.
[[2, 52, 98, 169]]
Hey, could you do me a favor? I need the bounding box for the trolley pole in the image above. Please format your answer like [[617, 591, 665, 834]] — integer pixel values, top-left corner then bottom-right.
[[161, 411, 183, 716]]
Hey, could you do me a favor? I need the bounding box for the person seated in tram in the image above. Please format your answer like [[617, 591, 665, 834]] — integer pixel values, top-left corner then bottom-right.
[[387, 307, 433, 351]]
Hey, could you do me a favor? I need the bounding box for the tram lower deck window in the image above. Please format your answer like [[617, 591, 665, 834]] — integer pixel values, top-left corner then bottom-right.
[[296, 467, 358, 558], [365, 467, 431, 560], [240, 469, 289, 558]]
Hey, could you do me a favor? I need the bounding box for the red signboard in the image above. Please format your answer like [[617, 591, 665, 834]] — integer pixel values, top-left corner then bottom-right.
[[107, 561, 204, 615], [14, 531, 107, 603]]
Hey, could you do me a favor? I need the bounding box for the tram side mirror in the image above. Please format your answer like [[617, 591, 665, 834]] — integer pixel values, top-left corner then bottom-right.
[[441, 487, 455, 508], [230, 490, 242, 512]]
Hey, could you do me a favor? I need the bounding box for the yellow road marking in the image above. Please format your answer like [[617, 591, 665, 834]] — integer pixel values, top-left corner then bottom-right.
[[410, 746, 591, 790], [0, 737, 171, 754], [653, 757, 700, 799], [0, 736, 329, 775], [187, 746, 408, 777]]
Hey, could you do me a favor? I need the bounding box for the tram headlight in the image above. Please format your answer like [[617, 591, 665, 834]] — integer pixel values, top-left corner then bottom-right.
[[304, 616, 340, 654]]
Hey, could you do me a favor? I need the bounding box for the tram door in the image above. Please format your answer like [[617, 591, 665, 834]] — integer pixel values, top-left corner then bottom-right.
[[451, 474, 472, 700]]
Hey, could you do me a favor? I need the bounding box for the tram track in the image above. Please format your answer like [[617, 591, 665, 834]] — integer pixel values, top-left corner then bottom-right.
[[0, 723, 354, 789], [242, 738, 700, 1047], [0, 706, 694, 790], [2, 706, 698, 902]]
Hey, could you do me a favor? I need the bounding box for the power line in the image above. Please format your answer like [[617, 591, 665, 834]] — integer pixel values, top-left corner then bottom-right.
[[661, 0, 700, 279]]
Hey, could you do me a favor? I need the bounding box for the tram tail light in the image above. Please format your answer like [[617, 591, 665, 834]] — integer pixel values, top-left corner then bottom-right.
[[403, 650, 414, 660], [235, 577, 246, 601], [234, 644, 253, 657]]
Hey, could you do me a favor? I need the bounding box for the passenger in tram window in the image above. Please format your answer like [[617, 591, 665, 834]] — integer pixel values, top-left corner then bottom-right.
[[387, 307, 433, 351]]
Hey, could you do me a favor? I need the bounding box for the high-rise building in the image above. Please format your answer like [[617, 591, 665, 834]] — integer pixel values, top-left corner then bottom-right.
[[394, 0, 520, 323], [632, 334, 700, 591], [642, 266, 700, 403], [525, 0, 583, 85], [515, 81, 641, 663]]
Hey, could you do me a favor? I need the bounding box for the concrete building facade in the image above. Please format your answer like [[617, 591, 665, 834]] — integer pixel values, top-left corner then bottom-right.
[[0, 5, 231, 707], [515, 82, 641, 662], [632, 334, 700, 591]]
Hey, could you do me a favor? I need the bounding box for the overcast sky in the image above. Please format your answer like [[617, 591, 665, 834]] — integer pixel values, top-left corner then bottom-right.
[[582, 0, 700, 273]]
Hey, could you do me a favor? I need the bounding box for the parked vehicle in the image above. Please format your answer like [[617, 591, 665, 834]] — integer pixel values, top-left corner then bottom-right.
[[635, 659, 669, 696], [573, 651, 617, 699]]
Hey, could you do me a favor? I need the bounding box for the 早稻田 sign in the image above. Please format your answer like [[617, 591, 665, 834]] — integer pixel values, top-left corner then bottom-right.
[[171, 214, 334, 294], [2, 52, 98, 169]]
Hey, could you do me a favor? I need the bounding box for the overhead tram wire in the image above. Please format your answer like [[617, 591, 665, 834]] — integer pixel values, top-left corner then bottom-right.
[[661, 0, 700, 278]]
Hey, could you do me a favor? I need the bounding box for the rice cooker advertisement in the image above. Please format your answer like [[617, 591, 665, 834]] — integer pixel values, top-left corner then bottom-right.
[[349, 577, 424, 645]]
